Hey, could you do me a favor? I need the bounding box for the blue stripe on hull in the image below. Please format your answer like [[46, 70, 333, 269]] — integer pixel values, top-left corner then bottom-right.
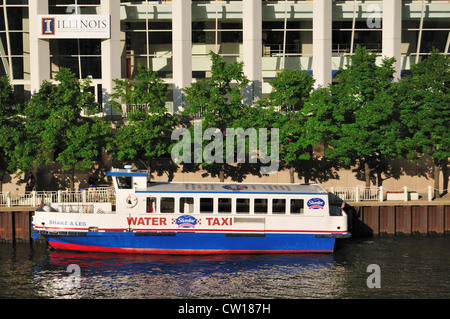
[[43, 232, 336, 253]]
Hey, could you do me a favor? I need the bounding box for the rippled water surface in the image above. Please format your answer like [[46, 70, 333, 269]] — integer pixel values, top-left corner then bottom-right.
[[0, 237, 448, 299]]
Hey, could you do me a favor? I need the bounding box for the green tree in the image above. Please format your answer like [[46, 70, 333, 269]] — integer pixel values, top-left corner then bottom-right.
[[110, 65, 177, 177], [182, 51, 250, 182], [304, 46, 402, 187], [0, 76, 23, 191], [256, 69, 315, 182], [396, 50, 450, 197], [23, 68, 112, 189]]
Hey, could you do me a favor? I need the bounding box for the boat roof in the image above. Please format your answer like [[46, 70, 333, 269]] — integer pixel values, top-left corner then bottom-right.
[[106, 168, 328, 195], [107, 168, 149, 177], [139, 182, 327, 195]]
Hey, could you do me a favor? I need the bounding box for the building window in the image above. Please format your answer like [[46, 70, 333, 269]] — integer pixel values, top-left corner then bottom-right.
[[50, 39, 102, 79], [192, 1, 243, 79], [121, 1, 173, 79], [0, 4, 29, 81], [332, 1, 383, 57]]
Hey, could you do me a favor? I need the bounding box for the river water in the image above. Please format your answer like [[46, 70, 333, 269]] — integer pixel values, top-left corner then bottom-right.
[[0, 237, 448, 300]]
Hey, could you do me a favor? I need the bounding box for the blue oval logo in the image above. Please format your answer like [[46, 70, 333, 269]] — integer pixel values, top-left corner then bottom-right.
[[307, 198, 325, 209], [176, 215, 197, 228], [222, 185, 248, 191]]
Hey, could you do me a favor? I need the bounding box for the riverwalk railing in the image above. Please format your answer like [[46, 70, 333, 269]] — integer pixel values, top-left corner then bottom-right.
[[0, 185, 443, 208], [0, 187, 115, 207], [327, 186, 438, 202]]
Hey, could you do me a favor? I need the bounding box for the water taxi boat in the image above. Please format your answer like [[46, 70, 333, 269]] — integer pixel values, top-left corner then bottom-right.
[[32, 167, 350, 254]]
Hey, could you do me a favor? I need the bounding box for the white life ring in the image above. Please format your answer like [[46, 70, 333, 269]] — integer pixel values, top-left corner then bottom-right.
[[125, 194, 138, 208]]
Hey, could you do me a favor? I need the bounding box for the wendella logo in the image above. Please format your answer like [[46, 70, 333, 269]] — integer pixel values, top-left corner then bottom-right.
[[307, 198, 325, 209], [176, 215, 198, 228]]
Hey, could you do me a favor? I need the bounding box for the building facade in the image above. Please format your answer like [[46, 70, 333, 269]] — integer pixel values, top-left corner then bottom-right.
[[1, 0, 450, 115]]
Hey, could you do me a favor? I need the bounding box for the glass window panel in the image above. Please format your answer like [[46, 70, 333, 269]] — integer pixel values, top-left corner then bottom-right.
[[116, 177, 132, 189], [353, 31, 382, 52], [218, 198, 232, 213], [236, 198, 249, 214], [420, 31, 448, 53], [79, 39, 101, 55], [160, 197, 175, 213], [9, 32, 23, 55], [126, 32, 147, 55], [81, 57, 101, 79], [290, 199, 304, 215], [200, 198, 214, 213], [254, 198, 267, 214], [51, 57, 80, 79], [12, 57, 24, 79], [7, 7, 25, 30], [146, 197, 157, 213], [180, 197, 194, 214], [272, 199, 286, 214]]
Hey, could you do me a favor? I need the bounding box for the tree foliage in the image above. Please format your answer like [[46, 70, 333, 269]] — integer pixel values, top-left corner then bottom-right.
[[23, 68, 111, 189], [303, 46, 402, 187], [395, 50, 450, 196], [0, 76, 24, 190], [256, 69, 315, 182], [182, 51, 251, 181], [110, 65, 177, 174]]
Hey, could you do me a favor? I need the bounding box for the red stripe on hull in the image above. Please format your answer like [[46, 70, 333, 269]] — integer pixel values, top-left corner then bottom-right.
[[48, 241, 333, 255]]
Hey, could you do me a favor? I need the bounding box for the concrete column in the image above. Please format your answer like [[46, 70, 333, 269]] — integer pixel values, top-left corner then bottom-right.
[[172, 0, 192, 114], [312, 0, 332, 88], [29, 0, 50, 94], [383, 0, 402, 81], [101, 0, 121, 117], [243, 0, 262, 105]]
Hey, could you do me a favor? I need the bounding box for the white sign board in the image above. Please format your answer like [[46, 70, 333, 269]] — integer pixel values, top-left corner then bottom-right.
[[38, 15, 110, 39]]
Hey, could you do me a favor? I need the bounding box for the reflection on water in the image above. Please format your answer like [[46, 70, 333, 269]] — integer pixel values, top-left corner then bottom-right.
[[35, 251, 344, 299], [0, 237, 449, 299]]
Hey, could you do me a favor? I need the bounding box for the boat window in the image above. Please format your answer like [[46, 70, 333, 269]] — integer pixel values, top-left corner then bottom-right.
[[146, 197, 157, 213], [290, 199, 304, 214], [200, 198, 214, 213], [116, 176, 132, 189], [180, 197, 194, 214], [236, 198, 250, 214], [254, 198, 268, 214], [218, 198, 232, 213], [272, 199, 286, 214], [160, 197, 175, 213]]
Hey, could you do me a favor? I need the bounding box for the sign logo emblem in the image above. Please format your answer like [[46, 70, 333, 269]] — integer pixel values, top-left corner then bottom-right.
[[176, 215, 197, 228], [307, 198, 325, 209], [222, 185, 248, 191], [42, 18, 55, 35]]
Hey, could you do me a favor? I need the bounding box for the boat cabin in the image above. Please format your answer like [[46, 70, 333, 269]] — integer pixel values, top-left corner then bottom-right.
[[106, 167, 336, 216]]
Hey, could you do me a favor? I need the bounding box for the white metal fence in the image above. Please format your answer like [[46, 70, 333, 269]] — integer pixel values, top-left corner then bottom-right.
[[327, 186, 436, 202], [0, 187, 115, 207], [0, 185, 439, 208]]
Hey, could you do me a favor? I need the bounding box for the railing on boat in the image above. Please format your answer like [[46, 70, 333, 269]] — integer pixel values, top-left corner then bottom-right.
[[0, 187, 115, 207]]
